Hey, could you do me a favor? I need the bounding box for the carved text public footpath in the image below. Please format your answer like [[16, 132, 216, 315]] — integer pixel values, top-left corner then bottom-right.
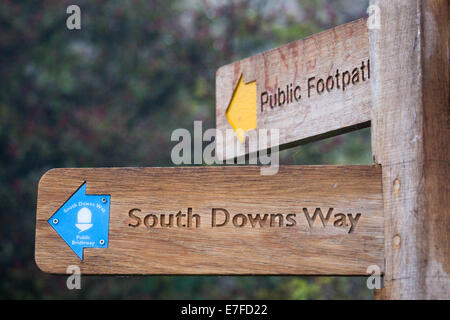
[[128, 207, 362, 234], [260, 59, 370, 112]]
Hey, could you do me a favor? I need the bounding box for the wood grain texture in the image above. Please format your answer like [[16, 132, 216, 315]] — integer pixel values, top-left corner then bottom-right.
[[216, 18, 371, 161], [35, 166, 383, 275], [369, 0, 449, 299]]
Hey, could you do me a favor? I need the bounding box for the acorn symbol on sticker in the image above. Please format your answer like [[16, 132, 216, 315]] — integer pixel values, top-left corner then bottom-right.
[[75, 207, 93, 233]]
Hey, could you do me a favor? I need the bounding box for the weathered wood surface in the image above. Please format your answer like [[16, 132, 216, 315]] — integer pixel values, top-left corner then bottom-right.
[[35, 166, 383, 275], [369, 0, 449, 299], [216, 18, 371, 160]]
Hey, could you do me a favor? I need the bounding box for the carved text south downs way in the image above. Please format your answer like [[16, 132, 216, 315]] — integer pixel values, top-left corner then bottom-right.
[[128, 207, 362, 233]]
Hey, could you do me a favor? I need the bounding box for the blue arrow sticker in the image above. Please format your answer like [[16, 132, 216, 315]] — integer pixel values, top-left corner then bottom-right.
[[48, 182, 110, 260]]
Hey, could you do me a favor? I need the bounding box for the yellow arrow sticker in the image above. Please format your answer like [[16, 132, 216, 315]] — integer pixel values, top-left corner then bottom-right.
[[225, 75, 257, 143]]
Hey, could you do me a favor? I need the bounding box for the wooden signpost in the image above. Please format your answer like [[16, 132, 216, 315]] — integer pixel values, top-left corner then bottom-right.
[[35, 0, 448, 299], [368, 0, 449, 300], [36, 166, 383, 274], [216, 18, 371, 160]]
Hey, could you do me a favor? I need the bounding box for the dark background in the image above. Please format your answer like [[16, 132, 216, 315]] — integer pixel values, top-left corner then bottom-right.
[[0, 0, 374, 299]]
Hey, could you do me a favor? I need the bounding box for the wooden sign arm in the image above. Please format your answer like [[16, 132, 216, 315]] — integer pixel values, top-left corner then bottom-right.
[[369, 0, 449, 299]]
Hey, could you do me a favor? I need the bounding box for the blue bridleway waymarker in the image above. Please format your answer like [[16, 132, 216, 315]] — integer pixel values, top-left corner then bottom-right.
[[48, 182, 111, 260]]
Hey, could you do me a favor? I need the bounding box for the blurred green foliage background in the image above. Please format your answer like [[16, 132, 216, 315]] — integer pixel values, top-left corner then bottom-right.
[[0, 0, 373, 299]]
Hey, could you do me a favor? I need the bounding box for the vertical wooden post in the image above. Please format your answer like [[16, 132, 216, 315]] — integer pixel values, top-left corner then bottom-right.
[[369, 0, 449, 299]]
